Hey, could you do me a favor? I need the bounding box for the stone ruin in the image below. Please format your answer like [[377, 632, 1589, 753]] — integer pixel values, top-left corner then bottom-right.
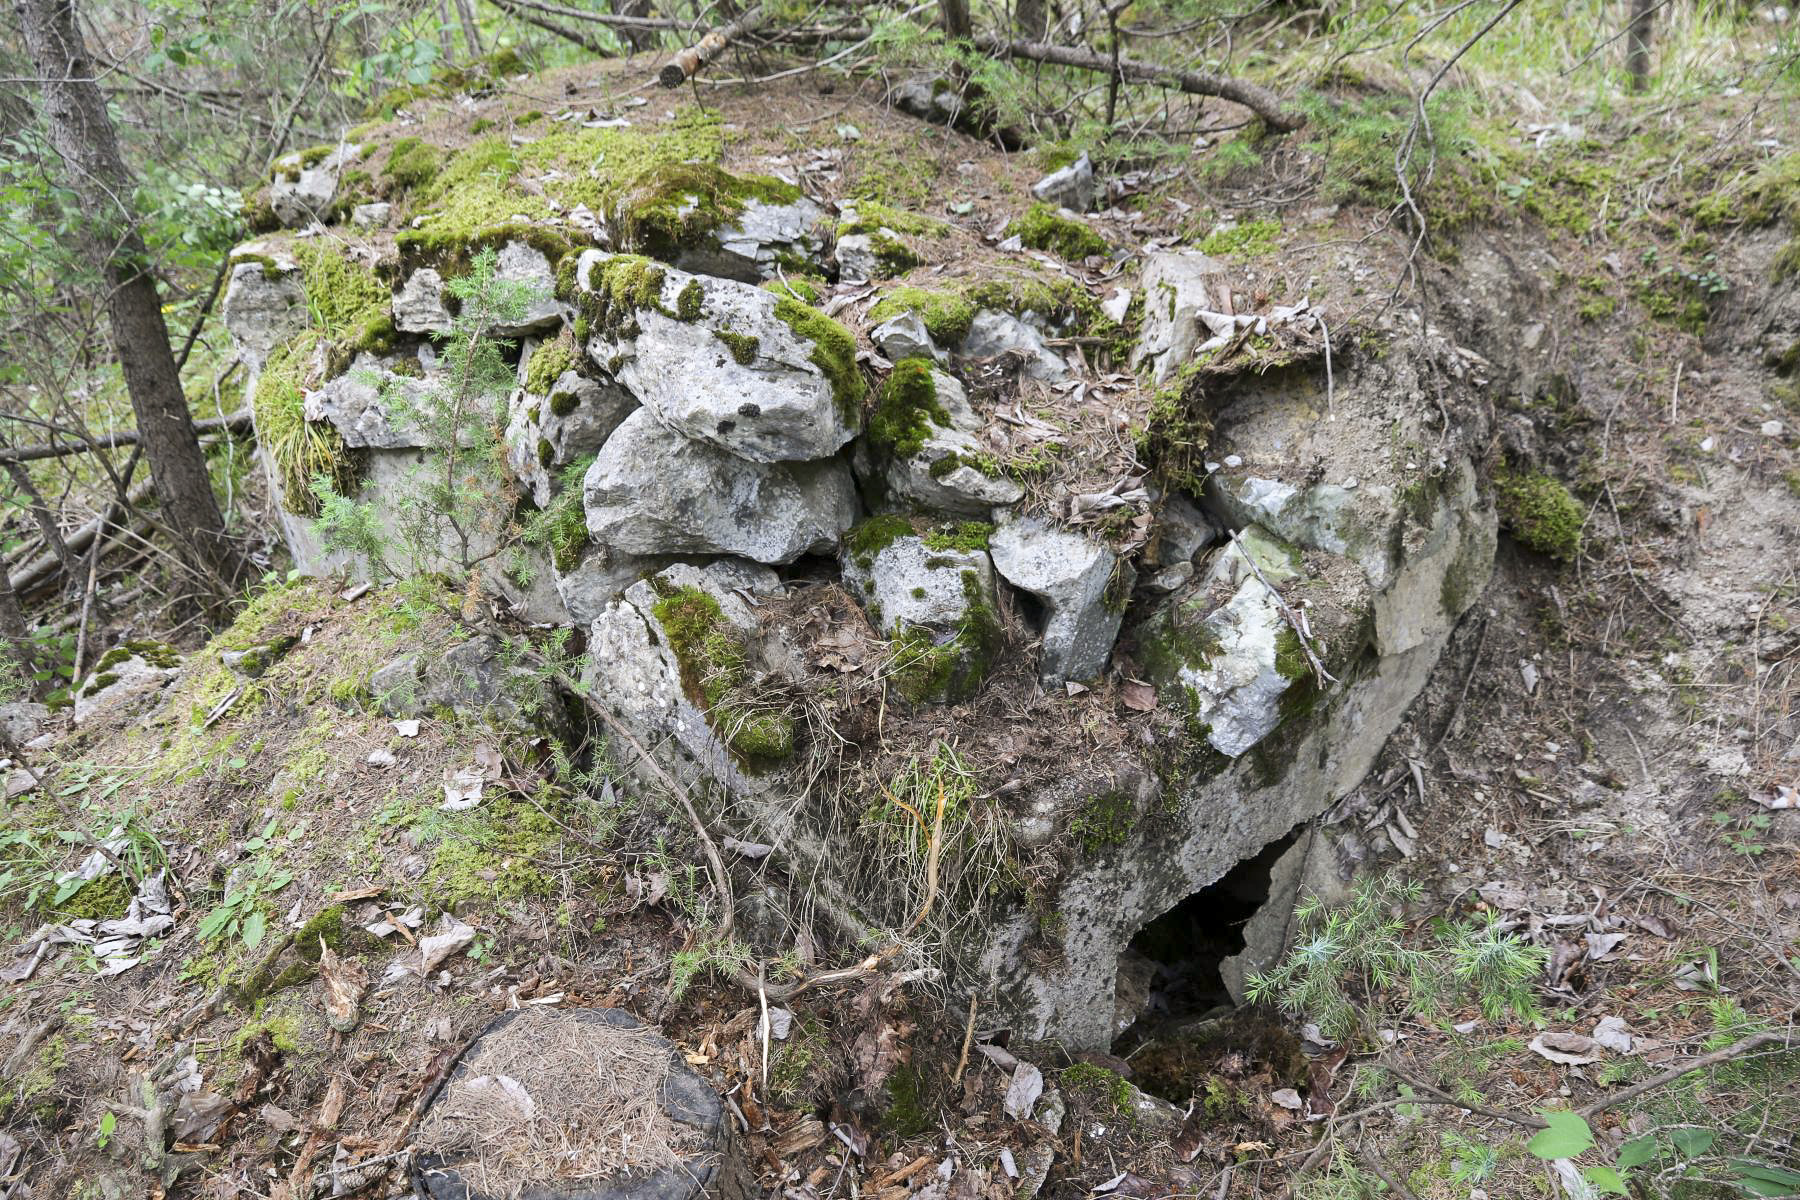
[[222, 131, 1495, 1053]]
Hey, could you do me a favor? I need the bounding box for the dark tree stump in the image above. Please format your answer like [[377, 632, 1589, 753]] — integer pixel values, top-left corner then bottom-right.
[[411, 1008, 751, 1200]]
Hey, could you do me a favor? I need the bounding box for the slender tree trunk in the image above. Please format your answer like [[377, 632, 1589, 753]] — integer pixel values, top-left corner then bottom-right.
[[613, 0, 657, 52], [436, 0, 457, 63], [1624, 0, 1655, 91], [15, 0, 241, 588], [453, 0, 485, 57]]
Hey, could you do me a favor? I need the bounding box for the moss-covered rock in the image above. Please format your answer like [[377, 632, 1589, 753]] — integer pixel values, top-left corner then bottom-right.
[[1495, 469, 1582, 561], [650, 583, 795, 765], [1005, 202, 1109, 259]]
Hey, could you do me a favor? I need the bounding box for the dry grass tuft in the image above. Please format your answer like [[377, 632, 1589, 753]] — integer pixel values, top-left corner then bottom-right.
[[417, 1009, 702, 1198]]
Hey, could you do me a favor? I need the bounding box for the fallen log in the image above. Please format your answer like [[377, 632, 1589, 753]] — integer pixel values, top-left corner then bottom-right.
[[657, 3, 766, 87], [0, 409, 252, 465], [972, 33, 1306, 131], [6, 478, 154, 597]]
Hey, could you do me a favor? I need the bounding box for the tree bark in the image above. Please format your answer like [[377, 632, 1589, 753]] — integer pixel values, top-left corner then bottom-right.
[[656, 3, 765, 87], [0, 567, 30, 685], [1624, 0, 1655, 91], [940, 0, 971, 40], [15, 0, 241, 587], [1013, 0, 1046, 42]]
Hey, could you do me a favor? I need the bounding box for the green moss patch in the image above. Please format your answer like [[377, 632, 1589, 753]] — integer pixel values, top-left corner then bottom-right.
[[846, 514, 917, 570], [650, 584, 794, 764], [1495, 469, 1583, 562], [1071, 789, 1134, 853], [713, 329, 760, 365], [293, 242, 393, 353], [1694, 152, 1800, 228], [1135, 363, 1213, 494], [612, 161, 801, 261], [521, 456, 594, 571], [1004, 202, 1108, 259], [889, 571, 1000, 705], [921, 521, 991, 553], [867, 358, 949, 459], [837, 200, 951, 239], [382, 136, 443, 193], [1200, 218, 1281, 258], [54, 873, 131, 920], [253, 331, 357, 516], [867, 287, 977, 346], [763, 276, 823, 305], [522, 336, 578, 396], [771, 296, 865, 423]]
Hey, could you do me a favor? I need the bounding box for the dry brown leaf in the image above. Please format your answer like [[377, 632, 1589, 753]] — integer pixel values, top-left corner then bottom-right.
[[1119, 681, 1158, 712], [1529, 1031, 1603, 1065], [319, 946, 368, 1033]]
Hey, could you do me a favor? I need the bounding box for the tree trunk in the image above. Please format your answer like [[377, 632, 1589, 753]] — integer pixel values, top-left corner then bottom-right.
[[452, 0, 485, 57], [1014, 0, 1046, 42], [0, 568, 30, 685], [15, 0, 240, 588], [940, 0, 971, 40], [613, 0, 658, 52], [1624, 0, 1655, 91]]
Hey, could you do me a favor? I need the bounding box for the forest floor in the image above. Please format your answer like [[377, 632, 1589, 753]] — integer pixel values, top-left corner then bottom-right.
[[3, 36, 1799, 1200]]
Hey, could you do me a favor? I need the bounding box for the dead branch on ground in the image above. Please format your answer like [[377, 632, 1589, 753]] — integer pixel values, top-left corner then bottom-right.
[[972, 32, 1305, 130], [658, 4, 768, 87]]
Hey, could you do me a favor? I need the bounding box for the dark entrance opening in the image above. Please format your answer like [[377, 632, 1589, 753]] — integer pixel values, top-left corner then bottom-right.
[[1111, 830, 1299, 1053]]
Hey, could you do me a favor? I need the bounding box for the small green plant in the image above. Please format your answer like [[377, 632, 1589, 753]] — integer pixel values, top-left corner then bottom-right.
[[197, 851, 294, 950], [1710, 809, 1773, 856], [1247, 873, 1546, 1042], [313, 245, 539, 590], [94, 1110, 116, 1150]]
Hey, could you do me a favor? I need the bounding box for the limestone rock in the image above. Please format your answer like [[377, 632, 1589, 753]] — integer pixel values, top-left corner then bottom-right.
[[302, 353, 436, 449], [1031, 152, 1095, 213], [504, 370, 636, 509], [1139, 527, 1305, 758], [1141, 493, 1221, 592], [0, 701, 48, 746], [221, 252, 306, 372], [836, 228, 917, 284], [989, 518, 1127, 685], [891, 74, 963, 124], [856, 364, 1024, 517], [677, 195, 827, 282], [960, 310, 1070, 382], [578, 251, 861, 463], [269, 143, 360, 227], [350, 202, 390, 228], [552, 544, 674, 627], [1134, 249, 1229, 384], [72, 646, 181, 727], [583, 408, 857, 564], [581, 560, 786, 796], [491, 241, 564, 336], [371, 635, 550, 727], [870, 311, 942, 364], [392, 268, 453, 335], [841, 526, 1000, 703]]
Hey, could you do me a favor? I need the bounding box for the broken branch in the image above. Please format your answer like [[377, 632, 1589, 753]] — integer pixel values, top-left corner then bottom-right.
[[657, 3, 766, 87], [972, 34, 1305, 130], [0, 408, 251, 465]]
